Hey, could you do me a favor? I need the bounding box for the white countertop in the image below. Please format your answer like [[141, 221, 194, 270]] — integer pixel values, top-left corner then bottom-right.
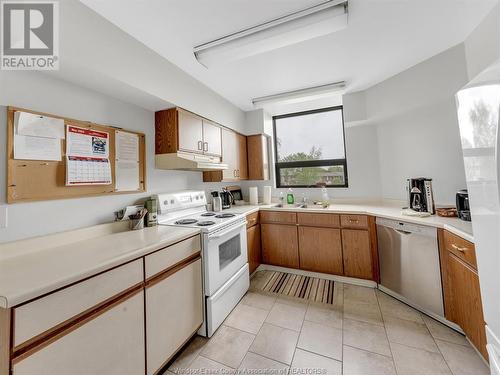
[[227, 201, 473, 242], [0, 200, 472, 309], [0, 224, 200, 308]]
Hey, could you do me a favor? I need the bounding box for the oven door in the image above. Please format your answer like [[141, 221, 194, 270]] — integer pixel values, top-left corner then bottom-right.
[[204, 221, 248, 296]]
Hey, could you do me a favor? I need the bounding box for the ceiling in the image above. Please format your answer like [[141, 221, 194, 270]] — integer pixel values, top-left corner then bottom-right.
[[80, 0, 497, 111]]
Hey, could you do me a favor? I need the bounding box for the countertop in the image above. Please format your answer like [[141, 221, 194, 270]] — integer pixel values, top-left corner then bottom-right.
[[226, 201, 473, 242], [0, 224, 200, 308], [0, 200, 472, 309]]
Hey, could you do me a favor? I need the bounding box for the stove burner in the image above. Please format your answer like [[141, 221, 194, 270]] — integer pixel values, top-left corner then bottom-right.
[[175, 219, 198, 225], [215, 213, 236, 219], [201, 212, 216, 217], [197, 221, 216, 227]]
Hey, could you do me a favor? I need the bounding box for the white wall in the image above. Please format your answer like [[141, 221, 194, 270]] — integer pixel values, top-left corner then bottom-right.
[[342, 44, 470, 205], [464, 1, 500, 80], [53, 0, 246, 132], [0, 71, 229, 243], [376, 98, 466, 205]]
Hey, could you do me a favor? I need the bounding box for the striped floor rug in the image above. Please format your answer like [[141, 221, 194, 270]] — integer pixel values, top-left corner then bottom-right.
[[256, 271, 336, 304]]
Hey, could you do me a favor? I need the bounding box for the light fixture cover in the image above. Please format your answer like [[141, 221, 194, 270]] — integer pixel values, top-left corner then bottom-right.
[[194, 0, 348, 67], [252, 81, 346, 106]]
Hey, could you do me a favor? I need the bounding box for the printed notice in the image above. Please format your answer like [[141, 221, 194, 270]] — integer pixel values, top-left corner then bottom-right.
[[65, 126, 112, 186], [66, 126, 109, 158], [15, 111, 65, 139], [14, 134, 62, 161], [115, 131, 140, 191]]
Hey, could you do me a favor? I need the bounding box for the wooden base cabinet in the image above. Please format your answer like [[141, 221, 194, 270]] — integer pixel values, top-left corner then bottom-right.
[[261, 223, 299, 269], [342, 229, 373, 280], [440, 229, 487, 359], [446, 254, 487, 358], [12, 291, 145, 375], [298, 227, 343, 275], [247, 212, 261, 274]]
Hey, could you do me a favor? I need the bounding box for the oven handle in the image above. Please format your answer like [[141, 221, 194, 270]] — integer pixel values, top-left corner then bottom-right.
[[209, 221, 247, 239]]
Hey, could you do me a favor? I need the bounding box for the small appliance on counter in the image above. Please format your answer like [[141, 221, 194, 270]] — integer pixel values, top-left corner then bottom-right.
[[406, 178, 435, 214], [144, 197, 158, 227], [220, 188, 233, 209], [456, 189, 471, 221], [211, 191, 223, 212]]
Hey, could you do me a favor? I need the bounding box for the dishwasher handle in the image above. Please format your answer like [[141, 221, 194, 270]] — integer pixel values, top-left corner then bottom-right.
[[376, 217, 437, 238], [395, 229, 412, 235]]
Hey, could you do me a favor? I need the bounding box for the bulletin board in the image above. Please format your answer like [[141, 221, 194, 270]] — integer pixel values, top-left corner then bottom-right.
[[6, 106, 146, 203]]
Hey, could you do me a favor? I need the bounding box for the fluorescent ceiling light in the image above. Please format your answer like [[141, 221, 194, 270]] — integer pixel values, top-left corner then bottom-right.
[[252, 81, 346, 107], [194, 0, 348, 68]]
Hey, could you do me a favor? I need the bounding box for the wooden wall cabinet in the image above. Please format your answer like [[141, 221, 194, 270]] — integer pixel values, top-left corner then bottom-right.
[[247, 212, 261, 274], [203, 128, 248, 182], [156, 107, 222, 157], [439, 230, 487, 359], [247, 134, 270, 180]]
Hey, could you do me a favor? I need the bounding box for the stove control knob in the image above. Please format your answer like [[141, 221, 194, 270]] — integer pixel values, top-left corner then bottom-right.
[[170, 199, 175, 204], [164, 200, 168, 205]]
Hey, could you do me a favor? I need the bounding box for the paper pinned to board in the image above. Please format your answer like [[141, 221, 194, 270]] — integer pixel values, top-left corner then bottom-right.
[[66, 125, 109, 158], [115, 131, 140, 191], [65, 125, 112, 186], [15, 111, 65, 139], [13, 134, 62, 161]]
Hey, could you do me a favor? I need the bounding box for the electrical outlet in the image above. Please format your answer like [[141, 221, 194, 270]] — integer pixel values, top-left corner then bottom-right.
[[0, 205, 7, 228]]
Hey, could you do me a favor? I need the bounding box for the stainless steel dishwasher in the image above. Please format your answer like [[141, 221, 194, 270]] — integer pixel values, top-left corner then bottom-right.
[[377, 217, 444, 318]]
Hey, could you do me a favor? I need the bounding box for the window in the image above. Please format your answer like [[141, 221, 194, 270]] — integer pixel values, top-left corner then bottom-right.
[[273, 106, 348, 188]]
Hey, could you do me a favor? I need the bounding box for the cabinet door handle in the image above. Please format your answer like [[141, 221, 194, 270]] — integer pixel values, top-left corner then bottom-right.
[[197, 141, 203, 150], [452, 244, 468, 252], [203, 142, 209, 152], [349, 219, 359, 223]]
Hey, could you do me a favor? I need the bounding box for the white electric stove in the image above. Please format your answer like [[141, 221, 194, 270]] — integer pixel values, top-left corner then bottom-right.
[[155, 191, 249, 337]]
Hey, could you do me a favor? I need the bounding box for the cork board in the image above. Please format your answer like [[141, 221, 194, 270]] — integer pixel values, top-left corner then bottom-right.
[[6, 106, 146, 203]]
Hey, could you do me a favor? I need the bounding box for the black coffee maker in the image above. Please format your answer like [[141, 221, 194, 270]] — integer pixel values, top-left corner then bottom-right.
[[219, 189, 233, 209], [407, 178, 435, 214], [456, 189, 471, 221]]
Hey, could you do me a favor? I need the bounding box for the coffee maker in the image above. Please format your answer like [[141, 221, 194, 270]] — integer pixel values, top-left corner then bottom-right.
[[456, 189, 471, 221], [407, 178, 435, 214]]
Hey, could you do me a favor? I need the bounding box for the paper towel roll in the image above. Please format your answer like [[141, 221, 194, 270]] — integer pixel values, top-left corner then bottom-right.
[[249, 187, 258, 205], [263, 186, 272, 204]]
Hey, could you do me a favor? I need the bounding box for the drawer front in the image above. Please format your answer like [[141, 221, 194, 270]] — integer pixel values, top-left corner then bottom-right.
[[260, 211, 297, 224], [297, 213, 340, 228], [444, 230, 477, 269], [246, 212, 260, 228], [14, 259, 143, 349], [13, 291, 145, 375], [340, 214, 368, 229], [145, 235, 201, 279]]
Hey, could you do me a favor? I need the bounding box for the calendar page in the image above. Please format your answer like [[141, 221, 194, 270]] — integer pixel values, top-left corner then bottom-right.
[[65, 126, 112, 186], [66, 156, 112, 185]]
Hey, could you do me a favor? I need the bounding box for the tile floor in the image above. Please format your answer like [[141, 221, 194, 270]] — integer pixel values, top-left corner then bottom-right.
[[167, 272, 489, 375]]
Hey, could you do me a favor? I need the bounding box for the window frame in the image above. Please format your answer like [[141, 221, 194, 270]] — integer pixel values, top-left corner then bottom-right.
[[272, 106, 348, 189]]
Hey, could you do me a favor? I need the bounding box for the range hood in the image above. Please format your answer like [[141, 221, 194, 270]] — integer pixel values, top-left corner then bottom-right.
[[155, 152, 228, 172]]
